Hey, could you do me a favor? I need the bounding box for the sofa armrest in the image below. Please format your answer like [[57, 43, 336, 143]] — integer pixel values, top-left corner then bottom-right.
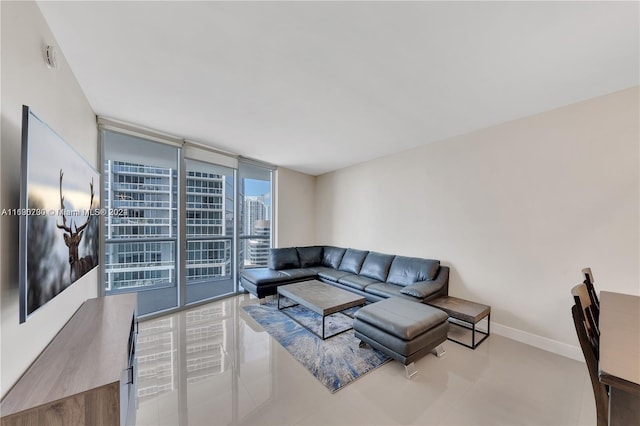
[[400, 280, 440, 298], [429, 266, 449, 298], [400, 266, 449, 299], [432, 265, 449, 293]]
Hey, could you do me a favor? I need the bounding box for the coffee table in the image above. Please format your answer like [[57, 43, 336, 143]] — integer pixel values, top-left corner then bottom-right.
[[277, 280, 366, 340]]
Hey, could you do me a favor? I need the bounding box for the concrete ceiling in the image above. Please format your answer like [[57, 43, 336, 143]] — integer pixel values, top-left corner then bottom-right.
[[37, 1, 639, 176]]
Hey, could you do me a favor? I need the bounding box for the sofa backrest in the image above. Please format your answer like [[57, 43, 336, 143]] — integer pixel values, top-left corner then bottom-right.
[[296, 246, 323, 267], [268, 247, 300, 270], [338, 249, 369, 274], [359, 252, 395, 282], [386, 256, 440, 286], [322, 246, 346, 269]]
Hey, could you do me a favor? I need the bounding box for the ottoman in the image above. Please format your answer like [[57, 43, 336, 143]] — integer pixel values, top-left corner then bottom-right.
[[354, 297, 449, 378]]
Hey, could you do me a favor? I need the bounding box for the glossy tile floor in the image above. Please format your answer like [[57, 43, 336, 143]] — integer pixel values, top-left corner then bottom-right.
[[136, 294, 596, 426]]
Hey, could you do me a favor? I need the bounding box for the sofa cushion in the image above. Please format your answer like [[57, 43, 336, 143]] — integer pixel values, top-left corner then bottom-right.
[[400, 281, 442, 299], [338, 275, 381, 291], [268, 247, 300, 270], [296, 246, 323, 268], [386, 256, 440, 286], [364, 282, 422, 302], [306, 265, 335, 275], [322, 246, 346, 269], [360, 252, 395, 282], [241, 268, 291, 285], [281, 268, 318, 281], [318, 269, 353, 283], [338, 249, 369, 274]]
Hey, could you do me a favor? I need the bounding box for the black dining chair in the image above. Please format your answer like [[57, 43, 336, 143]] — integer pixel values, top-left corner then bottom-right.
[[581, 267, 600, 321], [571, 303, 608, 426], [571, 283, 600, 353]]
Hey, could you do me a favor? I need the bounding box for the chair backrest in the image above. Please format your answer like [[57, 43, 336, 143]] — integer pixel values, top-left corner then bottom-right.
[[582, 267, 594, 286], [571, 304, 609, 426], [571, 283, 600, 350], [581, 267, 600, 318]]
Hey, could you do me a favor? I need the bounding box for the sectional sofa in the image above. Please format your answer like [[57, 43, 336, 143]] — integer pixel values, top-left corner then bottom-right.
[[240, 246, 449, 304]]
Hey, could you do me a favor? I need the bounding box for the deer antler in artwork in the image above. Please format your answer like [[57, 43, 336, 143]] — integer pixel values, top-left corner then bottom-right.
[[57, 170, 95, 282]]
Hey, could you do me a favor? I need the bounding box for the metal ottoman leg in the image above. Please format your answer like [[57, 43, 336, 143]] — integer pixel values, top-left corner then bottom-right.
[[405, 362, 418, 379]]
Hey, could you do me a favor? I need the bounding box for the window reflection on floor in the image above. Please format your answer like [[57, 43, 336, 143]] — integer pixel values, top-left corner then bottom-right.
[[137, 317, 176, 402], [135, 295, 275, 425]]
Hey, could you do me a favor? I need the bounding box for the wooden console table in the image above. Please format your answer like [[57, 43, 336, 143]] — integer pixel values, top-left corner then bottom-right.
[[427, 295, 491, 349], [0, 293, 138, 426]]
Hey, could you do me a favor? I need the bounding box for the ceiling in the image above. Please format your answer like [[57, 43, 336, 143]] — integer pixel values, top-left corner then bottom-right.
[[37, 1, 639, 176]]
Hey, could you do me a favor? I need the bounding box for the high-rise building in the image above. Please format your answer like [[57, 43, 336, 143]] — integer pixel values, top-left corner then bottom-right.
[[104, 161, 177, 291], [247, 219, 270, 266], [243, 197, 266, 234], [104, 160, 230, 291], [185, 170, 231, 283], [242, 196, 270, 267]]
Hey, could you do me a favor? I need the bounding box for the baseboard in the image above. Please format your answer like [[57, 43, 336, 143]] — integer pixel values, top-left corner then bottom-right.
[[490, 322, 584, 362]]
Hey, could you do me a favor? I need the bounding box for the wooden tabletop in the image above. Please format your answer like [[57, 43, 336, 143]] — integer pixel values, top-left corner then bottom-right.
[[427, 295, 490, 323], [278, 280, 365, 316], [598, 291, 640, 393]]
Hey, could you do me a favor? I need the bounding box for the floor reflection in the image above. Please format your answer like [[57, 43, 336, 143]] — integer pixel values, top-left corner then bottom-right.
[[135, 294, 597, 426], [136, 295, 274, 425]]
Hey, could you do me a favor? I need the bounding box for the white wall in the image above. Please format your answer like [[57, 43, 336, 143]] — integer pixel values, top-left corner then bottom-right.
[[275, 167, 316, 247], [0, 1, 98, 398], [316, 87, 639, 357]]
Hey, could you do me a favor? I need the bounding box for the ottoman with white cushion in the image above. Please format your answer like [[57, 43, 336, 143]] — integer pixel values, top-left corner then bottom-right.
[[354, 297, 448, 378]]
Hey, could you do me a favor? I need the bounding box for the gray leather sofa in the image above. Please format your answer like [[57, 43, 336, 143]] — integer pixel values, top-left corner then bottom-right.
[[240, 246, 449, 304]]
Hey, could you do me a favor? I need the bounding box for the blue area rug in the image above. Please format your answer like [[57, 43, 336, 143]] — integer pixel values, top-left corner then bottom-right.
[[242, 299, 391, 393]]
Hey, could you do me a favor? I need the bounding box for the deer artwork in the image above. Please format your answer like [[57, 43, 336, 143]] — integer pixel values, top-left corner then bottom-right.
[[57, 170, 95, 282]]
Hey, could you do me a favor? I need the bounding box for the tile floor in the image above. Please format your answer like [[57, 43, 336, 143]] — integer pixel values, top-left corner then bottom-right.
[[135, 294, 596, 426]]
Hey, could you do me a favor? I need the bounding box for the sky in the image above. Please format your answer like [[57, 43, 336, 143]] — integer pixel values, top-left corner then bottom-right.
[[245, 179, 270, 197]]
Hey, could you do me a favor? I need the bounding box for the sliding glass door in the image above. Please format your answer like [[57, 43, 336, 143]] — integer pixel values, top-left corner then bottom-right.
[[103, 132, 180, 316], [185, 159, 235, 304]]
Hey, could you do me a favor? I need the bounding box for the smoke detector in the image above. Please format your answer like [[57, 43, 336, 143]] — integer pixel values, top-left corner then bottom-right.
[[45, 45, 58, 70]]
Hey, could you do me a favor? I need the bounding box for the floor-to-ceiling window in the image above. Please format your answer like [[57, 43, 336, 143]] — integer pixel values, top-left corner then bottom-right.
[[103, 131, 180, 315], [238, 163, 273, 271], [184, 159, 235, 304], [100, 124, 274, 317]]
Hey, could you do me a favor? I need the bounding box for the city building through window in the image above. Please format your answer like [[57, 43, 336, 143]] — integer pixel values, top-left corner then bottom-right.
[[101, 128, 273, 316], [238, 163, 272, 269]]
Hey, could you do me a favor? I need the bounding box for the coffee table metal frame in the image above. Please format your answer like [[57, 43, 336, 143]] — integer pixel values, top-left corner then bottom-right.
[[277, 280, 366, 340]]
